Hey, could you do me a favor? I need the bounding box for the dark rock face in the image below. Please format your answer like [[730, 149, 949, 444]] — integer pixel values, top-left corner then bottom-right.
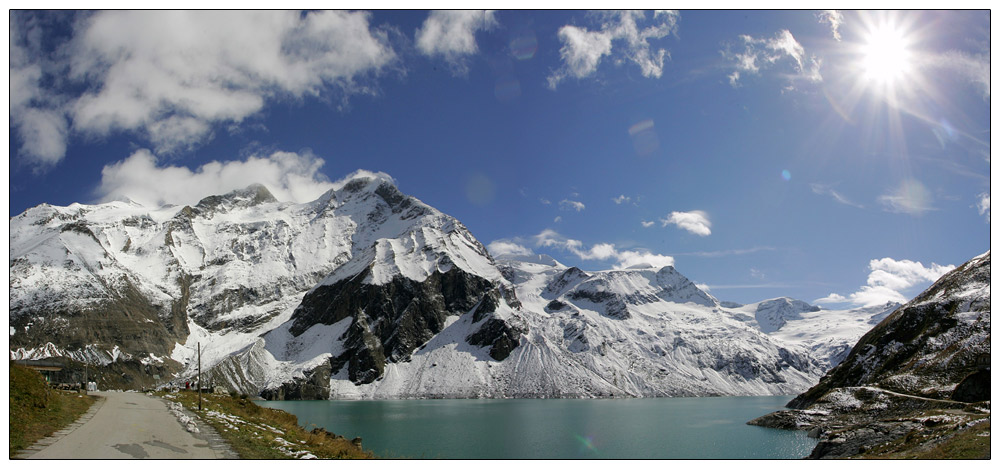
[[951, 369, 990, 403], [789, 253, 990, 409], [8, 274, 186, 361], [467, 317, 525, 361], [566, 288, 631, 319], [260, 361, 332, 400], [290, 266, 500, 384], [749, 252, 991, 459]]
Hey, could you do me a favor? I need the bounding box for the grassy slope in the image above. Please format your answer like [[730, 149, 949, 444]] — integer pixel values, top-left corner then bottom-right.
[[9, 364, 97, 458], [861, 416, 990, 459], [160, 390, 374, 459]]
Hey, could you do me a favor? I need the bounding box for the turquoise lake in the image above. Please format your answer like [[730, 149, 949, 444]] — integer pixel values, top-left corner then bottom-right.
[[259, 395, 816, 459]]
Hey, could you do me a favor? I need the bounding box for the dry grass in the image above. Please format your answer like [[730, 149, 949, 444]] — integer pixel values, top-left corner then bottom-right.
[[858, 411, 990, 460], [160, 390, 374, 459]]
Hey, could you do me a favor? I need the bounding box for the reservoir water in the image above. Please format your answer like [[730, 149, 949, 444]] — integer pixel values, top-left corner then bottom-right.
[[260, 395, 816, 459]]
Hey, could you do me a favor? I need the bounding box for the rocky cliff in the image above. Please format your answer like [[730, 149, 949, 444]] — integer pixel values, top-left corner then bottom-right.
[[749, 251, 991, 459]]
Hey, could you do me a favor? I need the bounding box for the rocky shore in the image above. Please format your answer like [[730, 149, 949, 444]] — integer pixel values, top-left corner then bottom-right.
[[749, 386, 989, 458]]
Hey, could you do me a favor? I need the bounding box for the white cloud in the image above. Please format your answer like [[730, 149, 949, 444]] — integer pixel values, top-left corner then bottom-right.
[[95, 149, 344, 207], [415, 10, 496, 74], [814, 293, 848, 304], [878, 180, 936, 215], [486, 240, 534, 258], [922, 50, 990, 99], [10, 10, 397, 168], [612, 195, 631, 204], [533, 229, 673, 269], [548, 10, 680, 89], [728, 71, 741, 87], [817, 10, 844, 41], [977, 193, 990, 223], [723, 29, 822, 88], [560, 199, 586, 212], [810, 183, 864, 208], [661, 210, 711, 236], [554, 216, 563, 223], [641, 220, 655, 228], [9, 14, 70, 168], [815, 257, 955, 307], [539, 198, 551, 205]]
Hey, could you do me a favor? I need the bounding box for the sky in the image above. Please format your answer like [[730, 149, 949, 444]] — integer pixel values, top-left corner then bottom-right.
[[7, 9, 992, 308]]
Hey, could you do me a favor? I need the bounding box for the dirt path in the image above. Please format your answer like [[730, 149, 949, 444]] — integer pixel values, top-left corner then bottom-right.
[[24, 391, 233, 459]]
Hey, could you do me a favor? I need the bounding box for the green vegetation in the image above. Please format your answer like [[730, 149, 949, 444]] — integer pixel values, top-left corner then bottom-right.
[[9, 364, 97, 458], [858, 410, 990, 460], [160, 390, 374, 459]]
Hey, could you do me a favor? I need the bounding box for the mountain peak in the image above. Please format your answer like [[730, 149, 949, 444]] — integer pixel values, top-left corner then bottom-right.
[[753, 297, 820, 333], [335, 170, 396, 193], [194, 183, 278, 212]]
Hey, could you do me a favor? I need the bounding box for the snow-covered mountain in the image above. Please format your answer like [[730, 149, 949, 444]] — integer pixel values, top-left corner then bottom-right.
[[750, 251, 990, 459], [728, 299, 901, 369], [9, 171, 905, 398]]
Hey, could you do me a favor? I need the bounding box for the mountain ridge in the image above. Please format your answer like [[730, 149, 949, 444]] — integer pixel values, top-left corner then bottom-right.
[[748, 251, 990, 459], [9, 173, 946, 399]]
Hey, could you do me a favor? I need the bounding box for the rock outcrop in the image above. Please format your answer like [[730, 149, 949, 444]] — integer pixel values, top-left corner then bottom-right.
[[750, 251, 991, 459]]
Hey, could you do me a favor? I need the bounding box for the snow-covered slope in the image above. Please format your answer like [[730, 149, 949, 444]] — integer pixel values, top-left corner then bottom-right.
[[788, 250, 991, 408], [10, 171, 499, 385], [9, 170, 910, 399], [235, 255, 826, 398], [725, 299, 901, 369]]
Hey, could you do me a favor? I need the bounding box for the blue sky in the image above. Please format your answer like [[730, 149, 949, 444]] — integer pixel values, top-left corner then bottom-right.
[[8, 10, 991, 307]]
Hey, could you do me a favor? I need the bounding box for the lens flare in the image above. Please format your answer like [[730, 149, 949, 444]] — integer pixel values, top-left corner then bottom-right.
[[510, 29, 538, 60], [781, 170, 791, 181], [494, 74, 522, 102], [574, 434, 598, 454]]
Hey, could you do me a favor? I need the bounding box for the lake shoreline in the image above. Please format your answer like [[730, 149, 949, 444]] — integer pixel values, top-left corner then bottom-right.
[[261, 395, 818, 459]]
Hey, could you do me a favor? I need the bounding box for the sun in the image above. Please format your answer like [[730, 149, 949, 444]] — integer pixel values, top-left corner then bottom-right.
[[859, 23, 913, 85]]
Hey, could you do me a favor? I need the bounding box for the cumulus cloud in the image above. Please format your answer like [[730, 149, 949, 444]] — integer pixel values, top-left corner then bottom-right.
[[486, 240, 534, 258], [815, 257, 955, 307], [612, 194, 631, 204], [559, 199, 586, 212], [661, 210, 711, 236], [722, 29, 822, 88], [95, 149, 344, 207], [10, 10, 397, 168], [534, 229, 673, 269], [810, 183, 864, 208], [548, 10, 680, 89], [977, 193, 990, 223], [817, 10, 844, 41], [641, 220, 655, 228], [9, 14, 71, 169], [415, 10, 496, 74], [878, 180, 936, 215]]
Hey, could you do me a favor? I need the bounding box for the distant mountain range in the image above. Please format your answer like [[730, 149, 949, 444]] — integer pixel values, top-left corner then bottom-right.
[[9, 171, 914, 399]]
